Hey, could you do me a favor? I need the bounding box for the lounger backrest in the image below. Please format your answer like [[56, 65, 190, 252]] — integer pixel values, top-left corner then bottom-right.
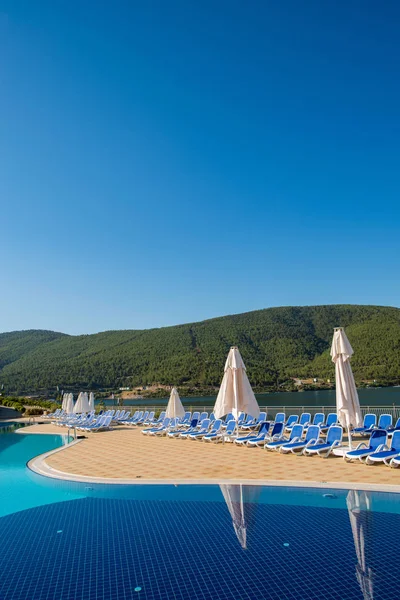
[[391, 430, 400, 451], [192, 412, 200, 421], [237, 413, 246, 425], [225, 420, 236, 434], [313, 413, 325, 426], [141, 411, 149, 421], [306, 425, 320, 441], [275, 412, 285, 423], [290, 424, 303, 440], [199, 419, 210, 431], [395, 417, 400, 429], [183, 411, 191, 421], [147, 411, 155, 421], [199, 412, 208, 421], [259, 421, 270, 434], [271, 422, 284, 437], [211, 419, 222, 432], [209, 413, 216, 423], [132, 411, 139, 419], [363, 414, 376, 429], [370, 429, 387, 449], [162, 418, 171, 428], [378, 414, 392, 429], [244, 414, 254, 425], [158, 411, 166, 422], [299, 413, 311, 426], [224, 413, 234, 423], [326, 425, 343, 444], [103, 416, 112, 427], [326, 413, 337, 427], [286, 415, 298, 427], [257, 412, 267, 423]]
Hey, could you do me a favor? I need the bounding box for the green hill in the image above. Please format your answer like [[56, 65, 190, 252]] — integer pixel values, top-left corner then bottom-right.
[[0, 305, 399, 394]]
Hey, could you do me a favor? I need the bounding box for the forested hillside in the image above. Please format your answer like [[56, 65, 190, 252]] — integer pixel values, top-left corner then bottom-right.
[[0, 305, 399, 393]]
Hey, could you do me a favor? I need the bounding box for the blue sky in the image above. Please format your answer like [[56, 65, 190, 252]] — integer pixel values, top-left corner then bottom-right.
[[1, 1, 399, 334]]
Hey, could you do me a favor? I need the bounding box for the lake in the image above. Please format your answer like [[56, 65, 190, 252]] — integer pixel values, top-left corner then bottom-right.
[[102, 386, 400, 408]]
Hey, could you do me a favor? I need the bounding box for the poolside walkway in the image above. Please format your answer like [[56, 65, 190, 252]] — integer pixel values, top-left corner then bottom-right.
[[20, 422, 400, 490]]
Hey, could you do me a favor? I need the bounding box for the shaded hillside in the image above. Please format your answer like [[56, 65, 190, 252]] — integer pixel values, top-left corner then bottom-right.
[[0, 305, 399, 393]]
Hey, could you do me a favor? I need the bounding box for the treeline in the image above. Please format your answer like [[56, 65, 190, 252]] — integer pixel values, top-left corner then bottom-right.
[[0, 305, 399, 393]]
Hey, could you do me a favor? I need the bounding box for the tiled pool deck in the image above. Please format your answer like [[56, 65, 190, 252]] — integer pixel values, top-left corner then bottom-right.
[[19, 422, 400, 491]]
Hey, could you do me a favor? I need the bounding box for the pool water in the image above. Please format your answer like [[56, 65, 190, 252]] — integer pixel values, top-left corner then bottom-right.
[[0, 428, 400, 599]]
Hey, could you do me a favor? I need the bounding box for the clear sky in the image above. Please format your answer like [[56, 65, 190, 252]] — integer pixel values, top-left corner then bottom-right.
[[1, 1, 400, 335]]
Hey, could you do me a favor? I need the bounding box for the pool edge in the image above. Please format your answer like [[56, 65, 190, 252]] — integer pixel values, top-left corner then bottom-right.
[[27, 443, 400, 493]]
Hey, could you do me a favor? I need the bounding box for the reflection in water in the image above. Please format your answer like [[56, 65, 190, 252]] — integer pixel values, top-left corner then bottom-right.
[[220, 484, 261, 549], [347, 490, 374, 600]]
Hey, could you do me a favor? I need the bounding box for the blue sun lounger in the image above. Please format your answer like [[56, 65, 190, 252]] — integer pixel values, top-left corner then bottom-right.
[[178, 412, 192, 427], [234, 421, 270, 446], [319, 413, 338, 433], [375, 414, 392, 431], [240, 412, 267, 431], [304, 413, 325, 429], [284, 415, 299, 431], [365, 430, 400, 465], [265, 424, 304, 451], [201, 419, 222, 441], [353, 414, 376, 435], [221, 413, 234, 429], [83, 415, 113, 432], [142, 417, 171, 435], [122, 410, 139, 425], [210, 419, 237, 443], [168, 418, 199, 438], [203, 420, 226, 442], [273, 412, 285, 424], [304, 425, 343, 457], [187, 419, 211, 440], [142, 411, 156, 426], [344, 429, 388, 462], [280, 425, 320, 455], [262, 422, 285, 445], [152, 417, 180, 436]]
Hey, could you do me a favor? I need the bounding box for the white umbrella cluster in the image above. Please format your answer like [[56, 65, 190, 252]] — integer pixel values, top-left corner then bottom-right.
[[73, 392, 90, 414], [61, 393, 74, 414]]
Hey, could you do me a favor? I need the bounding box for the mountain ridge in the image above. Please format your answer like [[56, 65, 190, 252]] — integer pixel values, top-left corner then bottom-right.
[[0, 304, 399, 393]]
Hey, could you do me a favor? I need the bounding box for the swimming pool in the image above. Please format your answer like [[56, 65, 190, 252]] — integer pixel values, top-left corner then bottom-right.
[[0, 428, 399, 599]]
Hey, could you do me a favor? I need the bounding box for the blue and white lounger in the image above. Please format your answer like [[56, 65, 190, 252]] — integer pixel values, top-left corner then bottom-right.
[[353, 414, 376, 435], [187, 419, 211, 440], [375, 414, 392, 431], [208, 419, 236, 443], [168, 419, 199, 438], [151, 417, 180, 436], [344, 429, 387, 462], [240, 412, 267, 431], [142, 417, 171, 435], [284, 415, 299, 431], [221, 413, 234, 429], [304, 425, 343, 457], [279, 425, 320, 455], [265, 424, 304, 451], [234, 421, 270, 446], [273, 412, 285, 424], [201, 420, 222, 441], [365, 430, 400, 465], [305, 413, 325, 428], [319, 413, 338, 433], [262, 422, 285, 446]]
